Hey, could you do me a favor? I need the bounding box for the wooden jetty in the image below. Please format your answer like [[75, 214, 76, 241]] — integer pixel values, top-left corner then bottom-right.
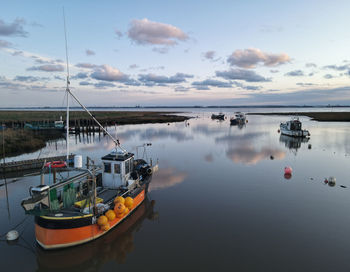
[[0, 154, 74, 174]]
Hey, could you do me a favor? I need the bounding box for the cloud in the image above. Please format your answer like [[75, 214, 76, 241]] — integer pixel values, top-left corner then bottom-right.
[[124, 79, 141, 86], [232, 86, 350, 105], [323, 64, 350, 71], [0, 18, 28, 37], [227, 48, 290, 68], [11, 50, 22, 56], [175, 85, 190, 92], [232, 81, 262, 90], [203, 50, 216, 60], [128, 18, 188, 45], [202, 50, 220, 62], [192, 79, 231, 90], [324, 74, 334, 79], [216, 69, 271, 82], [129, 64, 139, 69], [305, 63, 317, 68], [75, 62, 98, 69], [138, 72, 193, 85], [72, 72, 88, 79], [14, 76, 41, 82], [115, 29, 123, 38], [0, 39, 12, 48], [94, 82, 116, 88], [284, 70, 304, 76], [270, 69, 279, 73], [27, 64, 64, 72], [296, 82, 315, 86], [79, 81, 92, 86], [85, 49, 95, 56], [91, 64, 129, 82], [152, 47, 169, 54]]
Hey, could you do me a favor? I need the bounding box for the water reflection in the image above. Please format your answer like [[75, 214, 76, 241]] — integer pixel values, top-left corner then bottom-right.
[[150, 167, 187, 191], [279, 134, 309, 154], [226, 145, 285, 165], [215, 132, 266, 144], [36, 198, 157, 272]]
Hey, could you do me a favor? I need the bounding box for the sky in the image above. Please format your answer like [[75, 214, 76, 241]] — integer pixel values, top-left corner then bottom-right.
[[1, 0, 350, 107]]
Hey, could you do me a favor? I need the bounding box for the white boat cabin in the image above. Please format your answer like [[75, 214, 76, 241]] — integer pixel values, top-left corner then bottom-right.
[[285, 120, 302, 131], [101, 151, 135, 189]]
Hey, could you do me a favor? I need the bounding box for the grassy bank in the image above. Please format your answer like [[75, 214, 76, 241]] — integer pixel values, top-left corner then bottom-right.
[[0, 129, 64, 158], [0, 111, 189, 126], [248, 111, 350, 121]]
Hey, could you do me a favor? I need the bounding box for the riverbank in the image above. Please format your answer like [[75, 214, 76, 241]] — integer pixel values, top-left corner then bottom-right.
[[0, 129, 64, 158], [0, 111, 190, 127], [0, 111, 190, 158], [248, 111, 350, 121]]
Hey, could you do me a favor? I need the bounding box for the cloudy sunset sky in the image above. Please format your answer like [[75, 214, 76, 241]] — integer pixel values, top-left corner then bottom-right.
[[1, 0, 350, 107]]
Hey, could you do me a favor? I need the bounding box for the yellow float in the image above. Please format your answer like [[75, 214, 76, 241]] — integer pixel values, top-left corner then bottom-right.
[[105, 210, 116, 221], [114, 202, 125, 217], [114, 196, 125, 204], [123, 207, 129, 216], [100, 223, 110, 231], [124, 197, 134, 209], [97, 215, 108, 226]]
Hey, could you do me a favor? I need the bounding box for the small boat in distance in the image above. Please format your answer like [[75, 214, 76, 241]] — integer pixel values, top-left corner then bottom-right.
[[24, 117, 65, 131], [230, 112, 246, 125], [211, 112, 225, 120], [280, 117, 310, 137]]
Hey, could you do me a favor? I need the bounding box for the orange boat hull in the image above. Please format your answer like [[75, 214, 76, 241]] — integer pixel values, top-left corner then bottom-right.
[[35, 189, 145, 249]]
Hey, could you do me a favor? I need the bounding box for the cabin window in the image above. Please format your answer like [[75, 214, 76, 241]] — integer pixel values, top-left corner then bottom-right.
[[104, 162, 111, 173], [125, 159, 130, 174], [130, 158, 134, 172], [114, 164, 121, 174]]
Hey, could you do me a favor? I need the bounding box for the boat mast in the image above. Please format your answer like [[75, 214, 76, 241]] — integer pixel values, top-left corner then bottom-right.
[[62, 8, 126, 155], [63, 8, 70, 161]]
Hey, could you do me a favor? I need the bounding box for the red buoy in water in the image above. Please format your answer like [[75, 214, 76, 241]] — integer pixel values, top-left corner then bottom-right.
[[284, 166, 292, 175]]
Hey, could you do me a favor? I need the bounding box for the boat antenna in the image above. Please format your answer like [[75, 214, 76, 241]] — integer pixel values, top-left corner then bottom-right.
[[63, 7, 70, 161], [62, 8, 126, 154]]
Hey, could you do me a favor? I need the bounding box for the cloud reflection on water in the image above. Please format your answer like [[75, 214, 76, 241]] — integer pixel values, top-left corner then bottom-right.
[[150, 167, 187, 191], [226, 145, 285, 165]]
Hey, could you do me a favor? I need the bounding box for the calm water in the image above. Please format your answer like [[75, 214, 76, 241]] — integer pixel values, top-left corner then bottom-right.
[[1, 108, 350, 271]]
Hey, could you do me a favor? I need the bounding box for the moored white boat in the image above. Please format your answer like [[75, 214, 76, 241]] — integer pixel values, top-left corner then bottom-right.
[[211, 113, 225, 120], [280, 117, 310, 137], [230, 112, 246, 125]]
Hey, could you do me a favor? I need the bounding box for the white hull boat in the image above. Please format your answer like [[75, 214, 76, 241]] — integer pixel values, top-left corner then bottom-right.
[[280, 117, 310, 138]]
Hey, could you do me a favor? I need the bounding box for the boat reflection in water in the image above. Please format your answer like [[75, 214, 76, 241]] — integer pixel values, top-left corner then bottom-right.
[[279, 134, 309, 153], [35, 198, 158, 271]]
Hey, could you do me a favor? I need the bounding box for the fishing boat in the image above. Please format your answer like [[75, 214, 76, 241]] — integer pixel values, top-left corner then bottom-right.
[[230, 112, 246, 125], [21, 90, 158, 250], [279, 117, 310, 137], [211, 113, 225, 120], [24, 118, 65, 131], [20, 20, 158, 249]]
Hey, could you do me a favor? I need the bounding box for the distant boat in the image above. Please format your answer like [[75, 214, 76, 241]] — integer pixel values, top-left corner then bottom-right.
[[211, 113, 225, 120], [230, 112, 246, 125], [280, 117, 310, 137], [24, 117, 64, 131]]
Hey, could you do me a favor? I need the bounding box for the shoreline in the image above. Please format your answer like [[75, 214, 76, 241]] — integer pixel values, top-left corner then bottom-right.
[[0, 111, 190, 158], [0, 110, 190, 127], [247, 111, 350, 122]]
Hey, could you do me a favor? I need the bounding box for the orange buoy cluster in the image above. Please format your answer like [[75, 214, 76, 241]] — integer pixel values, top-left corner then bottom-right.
[[113, 196, 134, 218]]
